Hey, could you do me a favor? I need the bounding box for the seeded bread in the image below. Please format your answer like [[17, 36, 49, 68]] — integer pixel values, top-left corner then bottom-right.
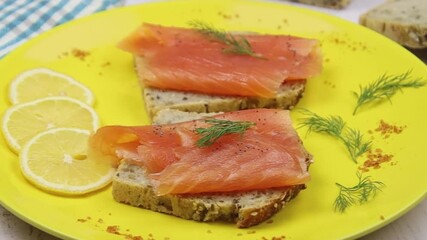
[[151, 109, 221, 125], [282, 0, 352, 9], [113, 161, 309, 228], [135, 57, 306, 119], [112, 110, 313, 228], [359, 0, 427, 49]]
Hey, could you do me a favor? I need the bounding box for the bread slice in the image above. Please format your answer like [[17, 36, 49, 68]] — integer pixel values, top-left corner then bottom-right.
[[282, 0, 352, 9], [112, 110, 313, 228], [113, 161, 309, 228], [359, 0, 427, 49], [136, 57, 307, 119]]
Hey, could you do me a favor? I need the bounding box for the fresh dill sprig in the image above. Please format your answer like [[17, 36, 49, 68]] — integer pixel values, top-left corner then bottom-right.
[[353, 70, 426, 115], [195, 118, 256, 147], [334, 172, 385, 213], [188, 20, 264, 58], [298, 109, 371, 162], [298, 109, 345, 138], [341, 128, 372, 162]]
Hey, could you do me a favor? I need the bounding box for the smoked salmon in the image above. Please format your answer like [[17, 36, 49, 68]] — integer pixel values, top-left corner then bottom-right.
[[119, 23, 322, 98], [90, 109, 310, 195]]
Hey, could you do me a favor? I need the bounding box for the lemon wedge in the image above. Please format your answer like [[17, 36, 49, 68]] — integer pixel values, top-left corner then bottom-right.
[[8, 68, 94, 105], [19, 128, 115, 195], [1, 96, 99, 152]]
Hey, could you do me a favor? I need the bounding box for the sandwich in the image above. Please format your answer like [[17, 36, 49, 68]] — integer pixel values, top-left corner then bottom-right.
[[118, 22, 322, 118], [89, 109, 313, 228]]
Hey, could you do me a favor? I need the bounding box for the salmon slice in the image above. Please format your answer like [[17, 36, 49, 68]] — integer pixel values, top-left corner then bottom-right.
[[90, 109, 310, 195], [119, 23, 322, 98]]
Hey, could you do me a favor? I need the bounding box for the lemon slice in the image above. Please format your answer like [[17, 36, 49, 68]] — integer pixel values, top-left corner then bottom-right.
[[8, 68, 94, 105], [1, 96, 99, 152], [20, 128, 115, 195]]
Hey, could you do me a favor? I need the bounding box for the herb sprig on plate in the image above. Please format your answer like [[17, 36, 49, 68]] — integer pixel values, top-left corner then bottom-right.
[[334, 172, 385, 213], [298, 109, 371, 162], [353, 70, 426, 115], [188, 20, 265, 59], [195, 118, 256, 147]]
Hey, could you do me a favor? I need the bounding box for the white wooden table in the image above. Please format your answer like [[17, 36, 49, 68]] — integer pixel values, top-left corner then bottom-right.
[[1, 0, 426, 239]]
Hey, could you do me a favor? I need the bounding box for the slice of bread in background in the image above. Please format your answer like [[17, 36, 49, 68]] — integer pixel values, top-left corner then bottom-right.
[[112, 109, 313, 228], [359, 0, 427, 49], [282, 0, 352, 9]]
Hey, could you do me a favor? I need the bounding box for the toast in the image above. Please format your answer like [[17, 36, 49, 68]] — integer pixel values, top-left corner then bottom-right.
[[112, 109, 313, 228], [136, 57, 307, 119], [359, 0, 427, 49]]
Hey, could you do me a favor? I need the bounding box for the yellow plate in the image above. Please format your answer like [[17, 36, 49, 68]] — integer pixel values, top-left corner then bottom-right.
[[1, 0, 426, 239]]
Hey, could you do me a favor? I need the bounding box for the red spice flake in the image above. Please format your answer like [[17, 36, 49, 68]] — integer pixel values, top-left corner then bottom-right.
[[272, 236, 286, 240], [106, 225, 144, 240], [282, 18, 289, 25], [217, 11, 233, 19], [127, 236, 143, 240], [359, 148, 394, 172], [375, 120, 406, 139], [323, 80, 336, 88], [262, 236, 286, 240], [77, 216, 92, 223], [106, 225, 121, 234], [71, 48, 90, 61], [327, 35, 368, 52]]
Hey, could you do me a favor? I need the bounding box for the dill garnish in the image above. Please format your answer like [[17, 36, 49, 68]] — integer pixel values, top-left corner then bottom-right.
[[188, 20, 265, 58], [353, 70, 426, 115], [298, 109, 371, 162], [341, 128, 372, 163], [334, 172, 385, 213], [195, 118, 256, 147]]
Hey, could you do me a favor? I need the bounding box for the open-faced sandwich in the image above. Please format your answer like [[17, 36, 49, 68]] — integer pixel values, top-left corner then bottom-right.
[[90, 108, 313, 228], [118, 22, 322, 118]]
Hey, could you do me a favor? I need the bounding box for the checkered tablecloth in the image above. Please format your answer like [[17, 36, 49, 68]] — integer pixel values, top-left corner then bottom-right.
[[0, 0, 124, 58]]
